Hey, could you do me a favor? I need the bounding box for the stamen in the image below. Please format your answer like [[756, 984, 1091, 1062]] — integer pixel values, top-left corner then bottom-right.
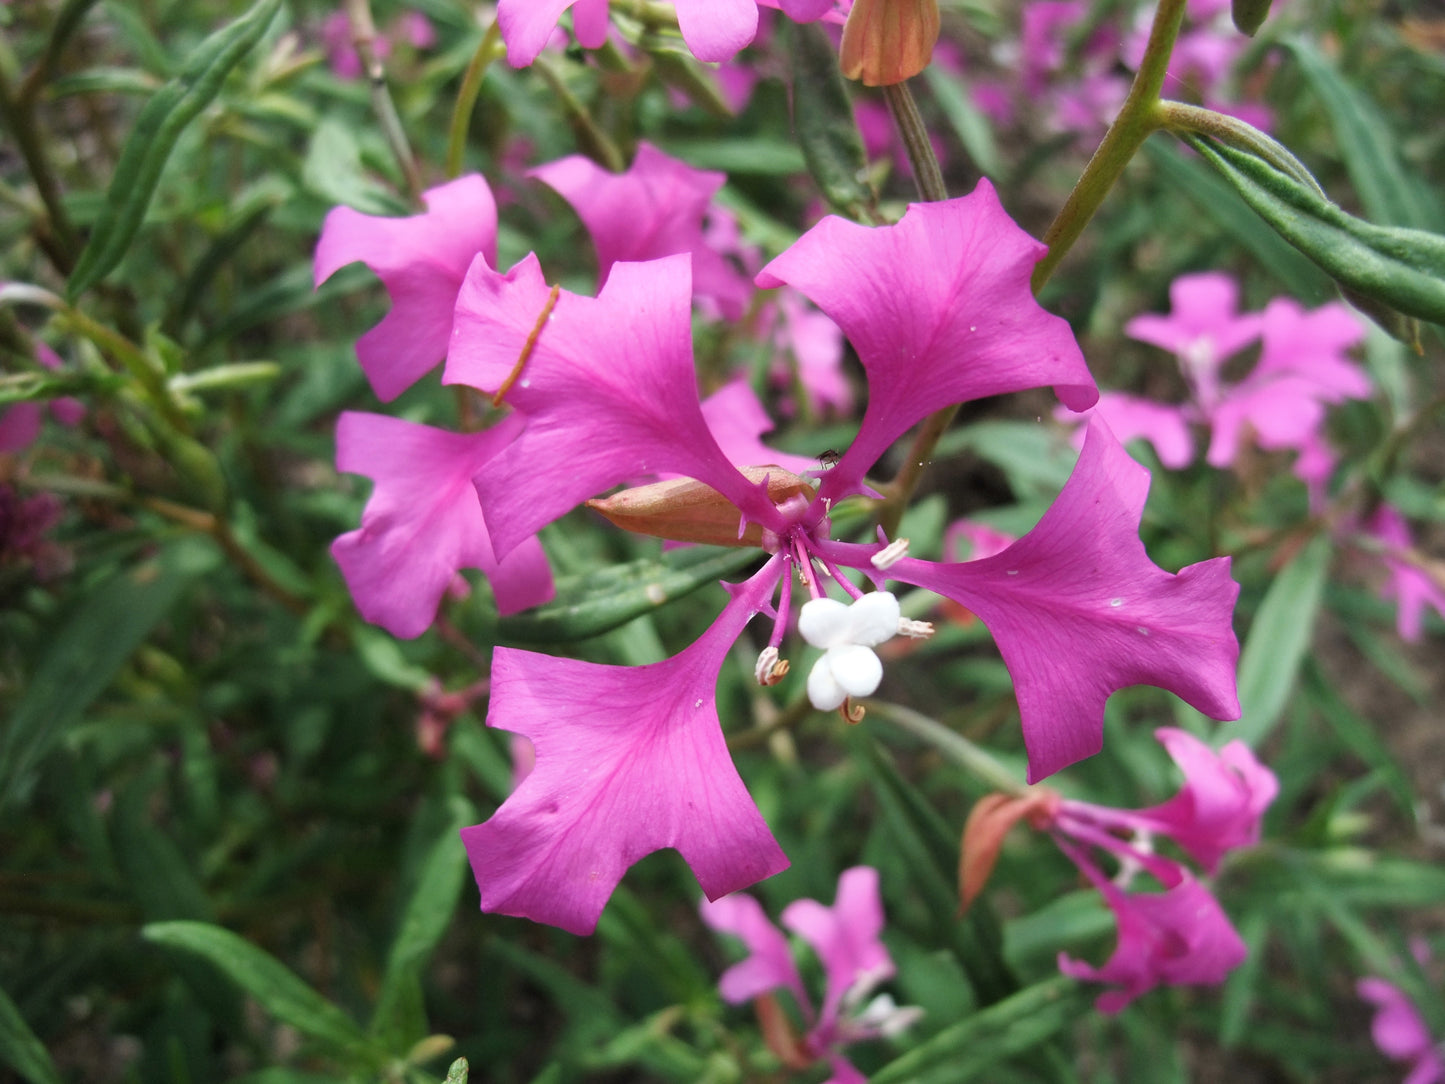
[[816, 553, 865, 600], [871, 537, 910, 569], [491, 284, 560, 407], [754, 646, 791, 686], [769, 558, 794, 649], [897, 617, 934, 639], [840, 698, 866, 725]]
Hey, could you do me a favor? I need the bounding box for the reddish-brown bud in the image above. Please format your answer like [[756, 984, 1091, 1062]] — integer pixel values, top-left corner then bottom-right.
[[958, 789, 1060, 913], [839, 0, 941, 86], [586, 466, 814, 547]]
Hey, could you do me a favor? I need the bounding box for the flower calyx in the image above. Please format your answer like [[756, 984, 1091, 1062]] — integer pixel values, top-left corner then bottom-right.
[[587, 465, 816, 547]]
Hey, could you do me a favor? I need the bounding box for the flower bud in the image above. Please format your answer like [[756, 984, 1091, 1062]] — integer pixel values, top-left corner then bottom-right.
[[587, 466, 815, 547], [839, 0, 941, 87]]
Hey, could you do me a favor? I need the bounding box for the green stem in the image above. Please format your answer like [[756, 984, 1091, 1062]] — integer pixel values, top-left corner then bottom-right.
[[346, 0, 424, 203], [1030, 0, 1189, 292], [883, 82, 947, 203], [869, 702, 1031, 796], [0, 54, 80, 271], [446, 22, 503, 180], [1156, 99, 1325, 195], [533, 54, 626, 173]]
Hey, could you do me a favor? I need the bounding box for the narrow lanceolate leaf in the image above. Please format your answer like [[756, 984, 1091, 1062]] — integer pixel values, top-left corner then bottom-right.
[[789, 22, 874, 219], [67, 0, 283, 297], [1229, 534, 1331, 747], [0, 984, 63, 1084], [496, 545, 757, 644], [370, 799, 477, 1046], [0, 540, 214, 809], [1186, 135, 1445, 327], [870, 976, 1088, 1084], [143, 922, 374, 1055], [1284, 39, 1443, 232]]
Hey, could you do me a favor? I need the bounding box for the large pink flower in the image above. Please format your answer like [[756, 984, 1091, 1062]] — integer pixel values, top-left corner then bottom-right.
[[449, 182, 1241, 930], [314, 174, 497, 402]]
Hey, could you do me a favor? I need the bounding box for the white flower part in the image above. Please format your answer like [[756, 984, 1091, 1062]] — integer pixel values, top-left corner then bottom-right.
[[870, 537, 910, 569], [755, 646, 779, 686], [897, 617, 934, 639], [798, 592, 901, 711]]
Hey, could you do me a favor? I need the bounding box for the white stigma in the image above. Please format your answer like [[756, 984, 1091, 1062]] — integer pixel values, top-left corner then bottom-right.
[[798, 592, 902, 712]]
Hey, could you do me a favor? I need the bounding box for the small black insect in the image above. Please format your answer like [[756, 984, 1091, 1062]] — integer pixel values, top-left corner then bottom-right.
[[818, 449, 841, 469]]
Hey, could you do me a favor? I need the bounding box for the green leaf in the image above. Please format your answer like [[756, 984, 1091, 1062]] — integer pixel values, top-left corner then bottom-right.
[[1186, 135, 1445, 326], [789, 22, 874, 219], [444, 1058, 469, 1084], [1300, 659, 1416, 820], [143, 922, 375, 1056], [924, 65, 1001, 178], [1143, 139, 1332, 300], [1284, 39, 1443, 232], [1230, 535, 1331, 747], [0, 984, 63, 1084], [871, 976, 1088, 1084], [1219, 910, 1269, 1047], [496, 545, 757, 643], [853, 732, 1017, 1004], [68, 0, 283, 297], [370, 799, 477, 1048], [0, 539, 215, 809]]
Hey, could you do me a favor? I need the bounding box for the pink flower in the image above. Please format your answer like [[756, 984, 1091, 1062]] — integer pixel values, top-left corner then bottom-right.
[[315, 174, 497, 402], [449, 181, 1241, 930], [1359, 974, 1443, 1084], [530, 144, 752, 318], [1361, 505, 1445, 643], [0, 342, 84, 453], [330, 412, 553, 638], [1048, 728, 1273, 1010], [498, 0, 849, 68], [701, 867, 921, 1081]]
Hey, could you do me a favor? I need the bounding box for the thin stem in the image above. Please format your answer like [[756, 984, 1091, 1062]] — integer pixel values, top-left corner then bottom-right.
[[346, 0, 424, 202], [1157, 99, 1325, 195], [447, 22, 503, 180], [883, 82, 947, 203], [869, 702, 1031, 796], [532, 54, 626, 173], [0, 57, 80, 271], [877, 402, 958, 539], [1030, 0, 1189, 292]]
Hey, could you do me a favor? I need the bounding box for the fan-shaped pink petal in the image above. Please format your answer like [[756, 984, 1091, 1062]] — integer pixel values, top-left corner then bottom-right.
[[888, 419, 1240, 781], [756, 181, 1096, 500], [330, 412, 552, 638]]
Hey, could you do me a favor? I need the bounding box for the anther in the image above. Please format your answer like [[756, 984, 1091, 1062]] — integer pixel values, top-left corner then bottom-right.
[[840, 698, 866, 725], [897, 617, 934, 639], [755, 647, 791, 686], [870, 538, 910, 569]]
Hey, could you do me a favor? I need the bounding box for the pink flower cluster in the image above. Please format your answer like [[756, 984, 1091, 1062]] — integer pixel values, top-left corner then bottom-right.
[[1070, 271, 1443, 641], [701, 867, 921, 1084], [316, 147, 1243, 939], [965, 728, 1277, 1010]]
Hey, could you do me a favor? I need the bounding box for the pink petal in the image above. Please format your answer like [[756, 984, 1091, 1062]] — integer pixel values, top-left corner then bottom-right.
[[700, 891, 811, 1011], [1205, 374, 1328, 466], [699, 379, 817, 477], [782, 867, 893, 1028], [773, 293, 851, 418], [0, 403, 43, 453], [1358, 978, 1440, 1067], [315, 175, 498, 401], [1125, 272, 1263, 368], [460, 560, 790, 934], [1071, 395, 1195, 470], [675, 0, 759, 61], [446, 252, 782, 559], [1367, 506, 1445, 643], [330, 412, 553, 638], [531, 143, 751, 318], [1255, 298, 1369, 397], [1134, 728, 1278, 873], [888, 418, 1241, 782], [1057, 861, 1247, 1013], [756, 181, 1096, 502], [498, 0, 602, 66]]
